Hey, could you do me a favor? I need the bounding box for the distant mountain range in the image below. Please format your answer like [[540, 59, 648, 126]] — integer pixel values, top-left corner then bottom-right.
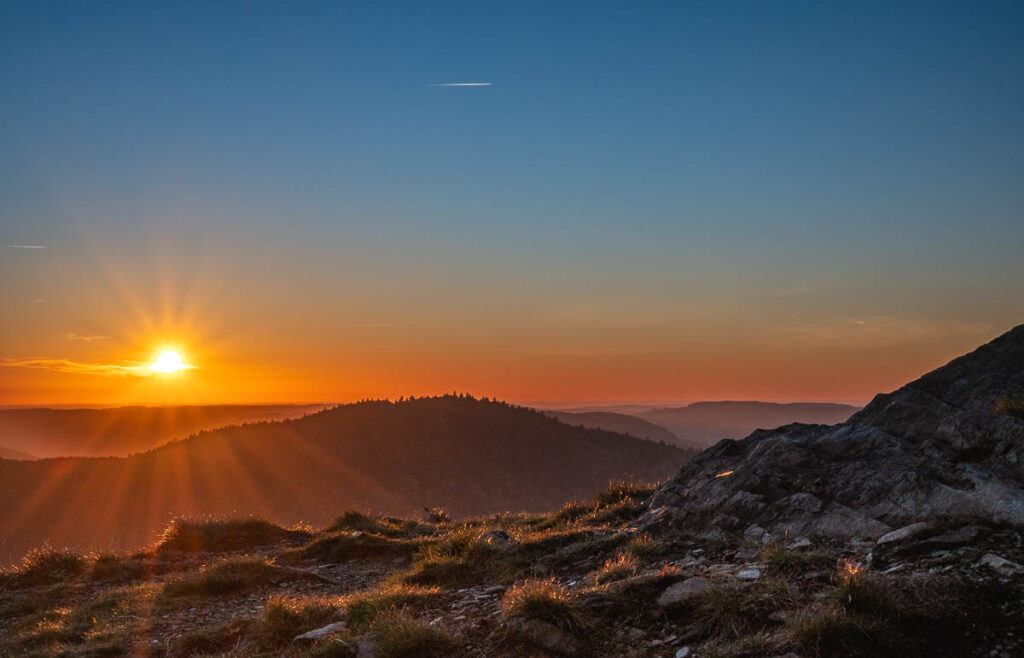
[[642, 401, 860, 448], [0, 396, 691, 563], [544, 410, 686, 447], [0, 404, 327, 458]]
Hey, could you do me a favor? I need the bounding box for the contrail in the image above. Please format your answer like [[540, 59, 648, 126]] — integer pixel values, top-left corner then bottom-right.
[[1, 245, 47, 249], [430, 82, 492, 87]]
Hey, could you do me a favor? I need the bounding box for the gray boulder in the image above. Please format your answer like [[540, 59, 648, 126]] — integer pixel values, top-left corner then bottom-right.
[[657, 577, 711, 608]]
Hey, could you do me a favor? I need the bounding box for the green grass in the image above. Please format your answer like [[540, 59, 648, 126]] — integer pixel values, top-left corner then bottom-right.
[[157, 517, 310, 553]]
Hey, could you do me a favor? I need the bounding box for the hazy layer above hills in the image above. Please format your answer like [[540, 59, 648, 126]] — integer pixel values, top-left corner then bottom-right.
[[0, 396, 691, 563], [642, 401, 860, 447], [0, 404, 326, 458], [544, 410, 688, 448]]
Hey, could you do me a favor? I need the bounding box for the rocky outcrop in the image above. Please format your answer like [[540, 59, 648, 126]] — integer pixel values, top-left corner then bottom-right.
[[647, 325, 1024, 540]]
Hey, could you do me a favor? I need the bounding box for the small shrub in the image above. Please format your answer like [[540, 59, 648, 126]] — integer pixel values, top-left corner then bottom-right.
[[257, 595, 341, 648], [593, 553, 638, 585], [371, 609, 459, 658], [501, 579, 588, 631], [157, 517, 309, 553]]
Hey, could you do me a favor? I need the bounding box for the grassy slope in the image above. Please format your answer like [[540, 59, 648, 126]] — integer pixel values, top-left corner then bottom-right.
[[1, 482, 1016, 658], [0, 396, 691, 564]]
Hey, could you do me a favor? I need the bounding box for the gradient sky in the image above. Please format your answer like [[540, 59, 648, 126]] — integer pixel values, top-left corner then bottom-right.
[[2, 1, 1022, 406]]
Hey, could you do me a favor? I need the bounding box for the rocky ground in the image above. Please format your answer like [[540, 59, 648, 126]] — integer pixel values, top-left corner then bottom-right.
[[1, 482, 1022, 657]]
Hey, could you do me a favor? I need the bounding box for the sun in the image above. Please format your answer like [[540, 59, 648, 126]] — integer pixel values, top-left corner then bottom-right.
[[149, 350, 187, 373]]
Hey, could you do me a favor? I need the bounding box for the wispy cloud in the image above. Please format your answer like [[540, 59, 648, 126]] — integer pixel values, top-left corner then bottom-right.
[[64, 333, 113, 342], [0, 244, 47, 249], [1, 358, 153, 377], [429, 82, 492, 87]]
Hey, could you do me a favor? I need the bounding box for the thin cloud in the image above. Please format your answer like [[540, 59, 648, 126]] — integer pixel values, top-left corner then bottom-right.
[[429, 82, 492, 87], [1, 358, 153, 377], [1, 244, 47, 249], [64, 333, 113, 342]]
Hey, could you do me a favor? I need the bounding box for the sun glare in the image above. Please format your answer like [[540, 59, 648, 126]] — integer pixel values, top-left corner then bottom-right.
[[149, 350, 187, 373]]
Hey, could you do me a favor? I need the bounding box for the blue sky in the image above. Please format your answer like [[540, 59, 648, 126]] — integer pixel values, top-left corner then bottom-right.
[[2, 1, 1023, 404]]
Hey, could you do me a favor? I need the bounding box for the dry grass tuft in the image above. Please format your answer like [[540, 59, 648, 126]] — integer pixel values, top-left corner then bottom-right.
[[501, 578, 589, 631], [593, 553, 639, 585], [371, 609, 459, 658], [595, 480, 657, 506], [89, 553, 150, 584], [344, 583, 441, 629], [690, 578, 801, 639], [256, 595, 341, 648], [3, 548, 86, 589]]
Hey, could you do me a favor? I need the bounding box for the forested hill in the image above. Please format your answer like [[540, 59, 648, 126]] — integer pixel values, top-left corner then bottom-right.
[[0, 395, 692, 563]]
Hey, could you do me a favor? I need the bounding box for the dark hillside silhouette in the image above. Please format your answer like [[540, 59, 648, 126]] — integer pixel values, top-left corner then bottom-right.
[[0, 395, 691, 563]]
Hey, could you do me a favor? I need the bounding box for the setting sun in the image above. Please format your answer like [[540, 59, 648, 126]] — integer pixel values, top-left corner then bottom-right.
[[149, 350, 187, 373]]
